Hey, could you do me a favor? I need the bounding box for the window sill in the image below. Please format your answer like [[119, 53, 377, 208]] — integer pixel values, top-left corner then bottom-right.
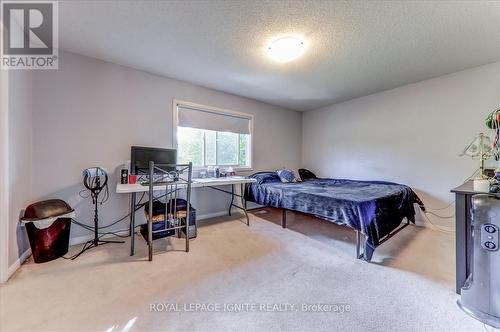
[[191, 166, 254, 173]]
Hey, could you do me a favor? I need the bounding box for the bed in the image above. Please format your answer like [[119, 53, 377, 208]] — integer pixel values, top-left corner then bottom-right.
[[244, 171, 425, 261]]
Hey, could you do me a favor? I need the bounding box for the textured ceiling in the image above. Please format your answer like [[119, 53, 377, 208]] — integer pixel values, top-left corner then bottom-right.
[[58, 0, 500, 111]]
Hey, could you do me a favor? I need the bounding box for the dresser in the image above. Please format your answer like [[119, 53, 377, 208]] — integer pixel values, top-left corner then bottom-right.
[[451, 181, 482, 294]]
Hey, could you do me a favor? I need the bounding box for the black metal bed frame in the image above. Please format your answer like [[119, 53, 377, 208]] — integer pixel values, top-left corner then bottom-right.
[[355, 219, 411, 260], [251, 207, 412, 262]]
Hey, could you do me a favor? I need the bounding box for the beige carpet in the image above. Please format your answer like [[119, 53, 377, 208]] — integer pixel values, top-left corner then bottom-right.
[[0, 209, 490, 332]]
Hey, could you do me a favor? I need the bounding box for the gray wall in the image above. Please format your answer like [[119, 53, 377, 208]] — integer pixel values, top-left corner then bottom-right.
[[18, 51, 498, 260], [31, 51, 302, 242], [8, 71, 32, 265], [302, 62, 500, 228]]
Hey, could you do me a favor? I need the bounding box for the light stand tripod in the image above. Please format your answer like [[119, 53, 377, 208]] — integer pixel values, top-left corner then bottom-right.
[[72, 167, 124, 260]]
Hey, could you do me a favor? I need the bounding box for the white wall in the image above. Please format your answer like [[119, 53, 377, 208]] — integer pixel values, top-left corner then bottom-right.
[[7, 71, 33, 266], [302, 62, 500, 227], [0, 66, 10, 282], [31, 52, 302, 242]]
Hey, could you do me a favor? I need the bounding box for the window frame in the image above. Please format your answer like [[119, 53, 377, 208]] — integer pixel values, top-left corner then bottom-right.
[[173, 99, 254, 171]]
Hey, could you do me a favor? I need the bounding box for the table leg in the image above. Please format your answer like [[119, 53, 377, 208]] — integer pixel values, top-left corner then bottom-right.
[[128, 194, 132, 237], [455, 193, 468, 294], [240, 183, 249, 226], [228, 184, 235, 216], [130, 192, 136, 256]]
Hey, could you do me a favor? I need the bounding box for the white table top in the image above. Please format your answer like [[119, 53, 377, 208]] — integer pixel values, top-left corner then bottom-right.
[[116, 176, 256, 194], [192, 176, 256, 186]]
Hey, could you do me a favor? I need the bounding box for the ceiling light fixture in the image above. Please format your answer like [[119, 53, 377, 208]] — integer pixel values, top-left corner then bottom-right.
[[266, 37, 306, 63]]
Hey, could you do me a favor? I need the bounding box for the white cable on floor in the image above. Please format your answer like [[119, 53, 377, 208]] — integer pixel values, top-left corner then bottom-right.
[[424, 211, 455, 219], [421, 168, 481, 232], [425, 201, 455, 211], [483, 323, 499, 332], [421, 211, 455, 234], [422, 201, 456, 233]]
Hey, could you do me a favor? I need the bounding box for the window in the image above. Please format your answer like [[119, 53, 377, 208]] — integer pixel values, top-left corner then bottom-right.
[[174, 101, 252, 169]]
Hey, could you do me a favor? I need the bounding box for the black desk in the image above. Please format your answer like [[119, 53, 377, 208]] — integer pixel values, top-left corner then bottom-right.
[[451, 181, 481, 294]]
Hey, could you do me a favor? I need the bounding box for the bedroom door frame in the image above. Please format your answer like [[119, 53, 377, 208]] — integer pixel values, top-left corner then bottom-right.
[[0, 60, 10, 283]]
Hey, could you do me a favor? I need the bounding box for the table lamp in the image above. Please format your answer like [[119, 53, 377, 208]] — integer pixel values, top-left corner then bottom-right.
[[460, 133, 492, 192]]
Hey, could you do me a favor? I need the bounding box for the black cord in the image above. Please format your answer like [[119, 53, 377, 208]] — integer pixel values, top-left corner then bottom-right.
[[68, 188, 180, 233], [97, 192, 147, 229], [63, 225, 131, 260], [72, 192, 147, 232], [72, 218, 140, 234], [75, 184, 183, 232], [61, 241, 93, 260], [72, 220, 93, 231], [67, 181, 185, 260], [79, 189, 90, 199], [100, 182, 109, 204], [97, 231, 129, 239]]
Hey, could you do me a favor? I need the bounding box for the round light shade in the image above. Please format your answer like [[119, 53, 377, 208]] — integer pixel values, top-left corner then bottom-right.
[[266, 37, 306, 63]]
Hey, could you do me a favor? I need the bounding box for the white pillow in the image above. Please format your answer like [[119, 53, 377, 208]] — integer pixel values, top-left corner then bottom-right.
[[276, 169, 298, 183]]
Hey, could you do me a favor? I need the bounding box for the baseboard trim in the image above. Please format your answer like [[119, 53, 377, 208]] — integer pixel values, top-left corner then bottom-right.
[[68, 209, 244, 246], [69, 229, 131, 246], [197, 210, 232, 220], [5, 210, 246, 280], [7, 248, 31, 281]]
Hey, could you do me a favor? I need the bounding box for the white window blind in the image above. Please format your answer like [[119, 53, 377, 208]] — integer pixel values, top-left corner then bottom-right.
[[177, 105, 251, 135]]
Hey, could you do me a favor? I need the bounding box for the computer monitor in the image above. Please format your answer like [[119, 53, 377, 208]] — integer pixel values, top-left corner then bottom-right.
[[130, 146, 177, 175]]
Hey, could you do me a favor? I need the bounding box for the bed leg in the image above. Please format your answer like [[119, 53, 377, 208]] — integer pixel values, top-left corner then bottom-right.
[[356, 231, 363, 259], [281, 209, 287, 228]]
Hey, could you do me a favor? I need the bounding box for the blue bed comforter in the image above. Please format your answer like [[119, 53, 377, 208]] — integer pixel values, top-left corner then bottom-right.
[[245, 172, 424, 261]]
